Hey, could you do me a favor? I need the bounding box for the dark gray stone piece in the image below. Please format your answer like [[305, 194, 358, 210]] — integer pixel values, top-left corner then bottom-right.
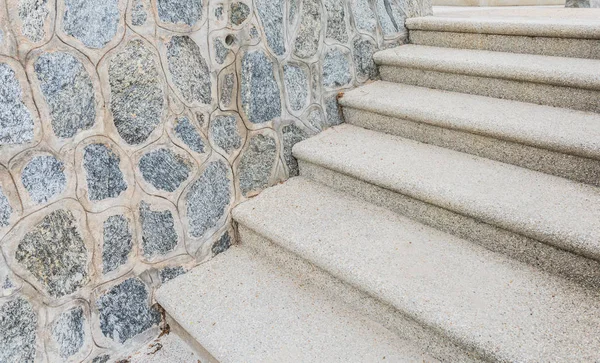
[[212, 231, 231, 256], [255, 0, 286, 55], [0, 63, 35, 145], [139, 201, 178, 258], [159, 266, 185, 283], [214, 38, 229, 64], [230, 2, 250, 25], [18, 0, 49, 42], [109, 39, 164, 145], [352, 0, 377, 34], [16, 209, 89, 297], [131, 0, 148, 26], [283, 63, 309, 112], [96, 278, 161, 344], [306, 107, 325, 130], [83, 143, 127, 201], [210, 115, 242, 154], [288, 0, 299, 26], [34, 51, 96, 139], [63, 0, 120, 49], [325, 95, 344, 127], [324, 0, 348, 43], [294, 0, 321, 59], [0, 297, 37, 363], [21, 155, 66, 204], [353, 37, 379, 80], [220, 73, 234, 107], [166, 36, 212, 105], [157, 0, 202, 26], [174, 116, 206, 154], [376, 0, 405, 36], [282, 124, 309, 177], [238, 133, 277, 196], [139, 148, 190, 193], [0, 187, 12, 227], [185, 161, 231, 238], [52, 306, 85, 359], [240, 50, 281, 124], [102, 214, 132, 274], [566, 0, 600, 6], [323, 48, 352, 89], [92, 354, 111, 363]]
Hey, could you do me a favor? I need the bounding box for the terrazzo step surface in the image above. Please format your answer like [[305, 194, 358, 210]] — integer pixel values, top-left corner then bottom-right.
[[375, 44, 600, 112], [339, 81, 600, 185], [232, 177, 600, 363]]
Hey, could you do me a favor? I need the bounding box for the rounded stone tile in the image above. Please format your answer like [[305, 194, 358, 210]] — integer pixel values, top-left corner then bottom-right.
[[230, 1, 251, 27], [254, 0, 286, 56], [218, 64, 237, 111], [293, 0, 323, 60], [0, 6, 18, 57], [279, 121, 312, 177], [302, 104, 326, 132], [0, 165, 22, 241], [0, 293, 46, 363], [322, 45, 354, 90], [166, 112, 211, 165], [208, 111, 246, 162], [323, 0, 349, 44], [0, 253, 23, 298], [375, 0, 407, 39], [352, 35, 379, 82], [46, 300, 93, 363], [282, 61, 310, 115], [155, 0, 206, 32], [234, 128, 281, 198], [7, 0, 56, 59], [350, 0, 378, 36]]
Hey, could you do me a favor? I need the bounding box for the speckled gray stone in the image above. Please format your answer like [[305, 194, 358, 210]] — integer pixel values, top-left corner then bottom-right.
[[289, 0, 299, 25], [157, 0, 202, 26], [282, 124, 309, 176], [255, 0, 286, 55], [230, 2, 250, 25], [210, 115, 242, 154], [238, 133, 277, 196], [109, 39, 164, 145], [166, 36, 211, 105], [159, 266, 185, 283], [63, 0, 120, 49], [220, 73, 234, 106], [241, 50, 281, 124], [294, 0, 321, 58], [21, 155, 66, 204], [307, 107, 325, 130], [92, 354, 111, 363], [131, 0, 148, 26], [214, 38, 229, 64], [83, 143, 127, 201], [0, 63, 35, 145], [0, 187, 12, 227], [185, 161, 231, 238], [324, 0, 348, 43], [353, 37, 379, 80], [212, 231, 231, 256], [325, 95, 344, 127], [323, 48, 351, 88], [16, 209, 89, 297], [102, 214, 132, 274], [283, 63, 309, 112], [566, 0, 600, 7], [52, 306, 85, 359], [351, 0, 377, 34], [18, 0, 49, 42], [0, 297, 37, 363], [139, 201, 178, 258], [96, 278, 160, 344], [139, 148, 190, 193], [376, 0, 404, 36], [34, 52, 95, 139], [174, 116, 206, 154]]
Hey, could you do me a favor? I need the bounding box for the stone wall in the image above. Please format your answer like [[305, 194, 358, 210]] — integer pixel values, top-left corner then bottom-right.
[[566, 0, 600, 7], [0, 0, 431, 361]]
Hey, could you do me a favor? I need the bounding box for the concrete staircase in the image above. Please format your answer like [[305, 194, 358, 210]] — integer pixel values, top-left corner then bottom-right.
[[156, 11, 600, 363]]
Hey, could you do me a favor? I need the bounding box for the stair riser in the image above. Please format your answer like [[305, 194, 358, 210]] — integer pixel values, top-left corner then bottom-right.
[[344, 107, 600, 186], [410, 31, 600, 60], [235, 223, 483, 363], [379, 66, 600, 113], [298, 160, 600, 289]]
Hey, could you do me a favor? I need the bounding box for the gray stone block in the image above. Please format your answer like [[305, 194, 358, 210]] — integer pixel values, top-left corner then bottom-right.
[[240, 50, 281, 124], [166, 36, 211, 105], [324, 0, 348, 43], [131, 0, 147, 26], [139, 201, 178, 258], [83, 143, 127, 201], [323, 47, 351, 89], [282, 124, 309, 177], [230, 2, 250, 26], [0, 187, 12, 227], [238, 133, 277, 196], [157, 0, 202, 26], [51, 306, 85, 359], [174, 116, 206, 154], [0, 63, 34, 145], [212, 231, 231, 256], [138, 148, 191, 193], [62, 0, 120, 49], [210, 115, 242, 154], [255, 0, 286, 55], [283, 63, 309, 113], [294, 0, 322, 59], [102, 214, 132, 274], [159, 266, 185, 283], [18, 0, 50, 42], [0, 297, 37, 363], [21, 155, 66, 204]]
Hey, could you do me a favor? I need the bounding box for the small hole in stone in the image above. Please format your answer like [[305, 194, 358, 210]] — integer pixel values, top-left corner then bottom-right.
[[225, 35, 235, 46]]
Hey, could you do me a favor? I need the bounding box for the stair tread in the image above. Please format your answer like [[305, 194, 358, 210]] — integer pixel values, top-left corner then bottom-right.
[[233, 177, 600, 362], [293, 124, 600, 261], [374, 44, 600, 90], [339, 81, 600, 160], [155, 246, 431, 363]]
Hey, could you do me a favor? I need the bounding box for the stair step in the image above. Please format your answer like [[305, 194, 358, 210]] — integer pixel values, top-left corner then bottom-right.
[[339, 81, 600, 185], [233, 177, 600, 362], [407, 12, 600, 59], [375, 45, 600, 112], [155, 245, 435, 363], [293, 124, 600, 287]]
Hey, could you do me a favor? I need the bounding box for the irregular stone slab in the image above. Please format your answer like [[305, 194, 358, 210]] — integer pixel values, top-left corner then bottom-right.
[[83, 143, 127, 201], [375, 0, 404, 37], [159, 266, 185, 283], [210, 115, 242, 154], [294, 0, 321, 59], [283, 63, 309, 113], [62, 0, 120, 49], [138, 148, 191, 193], [230, 2, 249, 26], [213, 38, 229, 65], [102, 214, 132, 274], [185, 160, 231, 238], [52, 306, 85, 359], [0, 256, 21, 297], [220, 72, 235, 107], [16, 209, 89, 297], [238, 133, 277, 196], [351, 0, 377, 34], [240, 49, 281, 124], [0, 63, 35, 145], [325, 95, 344, 127], [18, 0, 50, 42], [353, 37, 379, 80], [96, 277, 160, 344], [166, 36, 211, 105], [255, 0, 285, 55], [282, 124, 309, 176], [139, 201, 178, 258], [21, 155, 66, 204], [323, 0, 348, 43], [0, 297, 37, 363], [0, 187, 13, 227], [305, 106, 325, 130], [109, 39, 164, 145], [131, 0, 147, 26], [174, 116, 206, 154], [288, 0, 299, 26], [565, 0, 600, 7], [92, 354, 111, 363], [157, 0, 202, 26], [323, 47, 352, 89], [212, 231, 231, 256], [34, 51, 95, 139]]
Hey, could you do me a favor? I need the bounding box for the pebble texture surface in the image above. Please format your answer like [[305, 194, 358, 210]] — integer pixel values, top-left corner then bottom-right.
[[0, 0, 428, 359]]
